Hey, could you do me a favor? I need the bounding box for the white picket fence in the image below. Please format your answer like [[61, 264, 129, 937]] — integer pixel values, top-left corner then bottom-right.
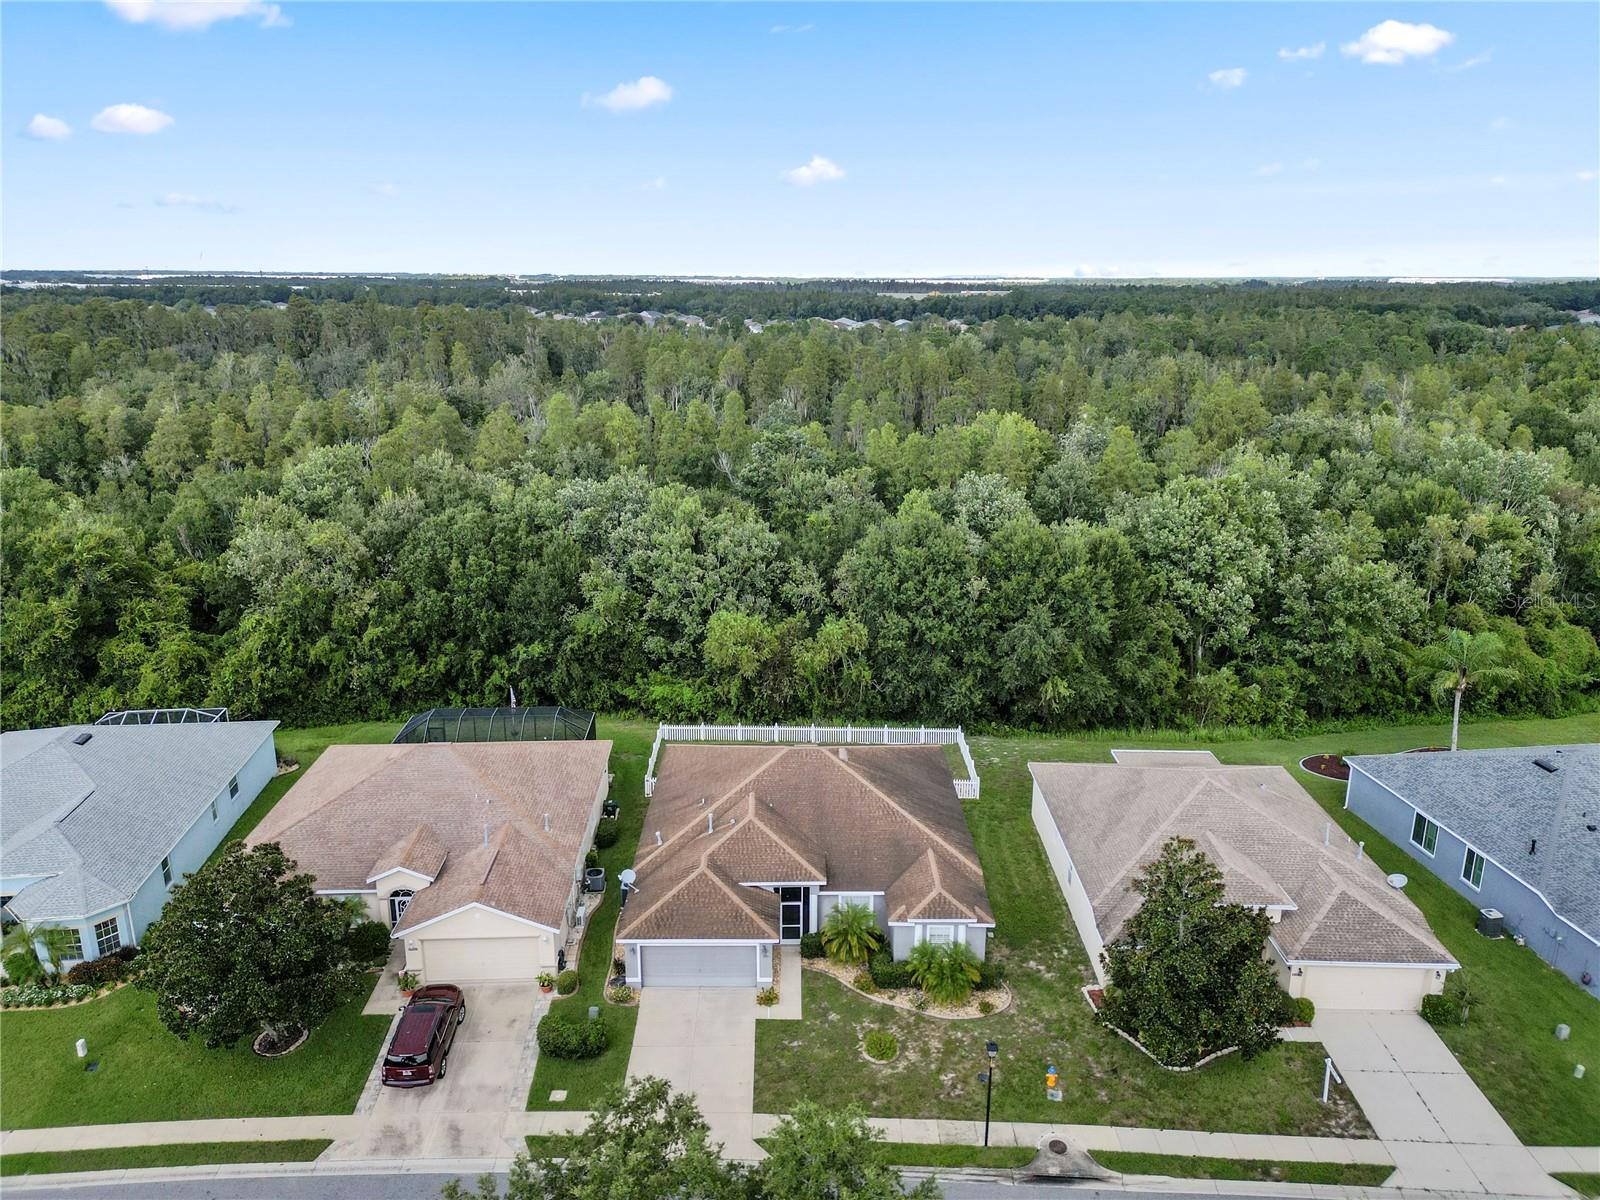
[[643, 722, 980, 799]]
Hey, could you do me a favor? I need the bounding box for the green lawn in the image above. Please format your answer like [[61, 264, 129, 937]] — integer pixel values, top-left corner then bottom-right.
[[873, 1142, 1034, 1169], [526, 717, 656, 1110], [0, 1140, 332, 1176], [757, 713, 1600, 1139], [0, 981, 389, 1129], [1554, 1173, 1600, 1198], [1091, 1150, 1394, 1186]]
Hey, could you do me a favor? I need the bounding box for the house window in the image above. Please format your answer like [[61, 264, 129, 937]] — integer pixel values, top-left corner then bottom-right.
[[388, 889, 415, 927], [228, 775, 240, 798], [59, 928, 84, 960], [925, 925, 956, 946], [210, 797, 219, 822], [1410, 812, 1439, 856], [93, 918, 122, 957], [1462, 847, 1486, 890], [161, 857, 172, 887]]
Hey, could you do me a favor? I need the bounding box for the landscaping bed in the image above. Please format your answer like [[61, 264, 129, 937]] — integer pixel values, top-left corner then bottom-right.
[[1091, 1150, 1393, 1187], [1298, 753, 1349, 780], [806, 957, 1013, 1020], [0, 1140, 332, 1177]]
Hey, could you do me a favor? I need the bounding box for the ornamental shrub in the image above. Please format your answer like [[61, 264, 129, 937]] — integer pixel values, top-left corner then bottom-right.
[[2, 951, 44, 986], [975, 959, 1005, 990], [63, 955, 129, 988], [864, 1031, 897, 1061], [820, 901, 882, 965], [799, 933, 824, 959], [851, 970, 878, 995], [1293, 997, 1315, 1025], [1420, 993, 1456, 1026], [537, 1012, 610, 1059], [867, 949, 914, 990], [756, 986, 779, 1007], [593, 818, 621, 850], [555, 969, 580, 996], [1, 983, 95, 1008], [346, 919, 393, 964], [907, 942, 981, 1006]]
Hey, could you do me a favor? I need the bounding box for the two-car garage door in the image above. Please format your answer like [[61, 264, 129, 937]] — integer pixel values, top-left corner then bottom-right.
[[639, 944, 758, 988]]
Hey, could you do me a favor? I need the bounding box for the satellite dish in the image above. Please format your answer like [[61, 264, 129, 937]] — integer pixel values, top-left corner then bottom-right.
[[619, 868, 637, 889], [1386, 873, 1408, 888]]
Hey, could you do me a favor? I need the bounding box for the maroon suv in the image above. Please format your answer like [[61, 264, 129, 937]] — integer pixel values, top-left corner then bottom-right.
[[382, 984, 466, 1087]]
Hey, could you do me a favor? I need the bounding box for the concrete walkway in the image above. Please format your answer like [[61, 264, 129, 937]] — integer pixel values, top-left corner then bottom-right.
[[756, 946, 803, 1021], [625, 987, 761, 1160]]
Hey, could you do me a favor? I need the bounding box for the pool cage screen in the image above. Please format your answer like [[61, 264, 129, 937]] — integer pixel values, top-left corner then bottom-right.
[[392, 706, 596, 744]]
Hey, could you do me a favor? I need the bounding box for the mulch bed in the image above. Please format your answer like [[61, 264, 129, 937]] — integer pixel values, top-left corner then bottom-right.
[[252, 1026, 309, 1057], [1299, 754, 1349, 780]]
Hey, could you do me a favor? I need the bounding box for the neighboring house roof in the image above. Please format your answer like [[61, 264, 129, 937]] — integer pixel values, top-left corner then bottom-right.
[[247, 740, 611, 934], [619, 744, 991, 943], [1347, 744, 1599, 942], [0, 721, 279, 922], [1029, 761, 1456, 968]]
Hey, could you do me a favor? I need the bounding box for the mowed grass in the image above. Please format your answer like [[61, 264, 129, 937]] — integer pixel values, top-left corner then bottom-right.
[[0, 981, 388, 1129], [757, 713, 1600, 1138], [1554, 1173, 1600, 1198], [1092, 1150, 1394, 1186], [526, 718, 657, 1111], [0, 1140, 332, 1176]]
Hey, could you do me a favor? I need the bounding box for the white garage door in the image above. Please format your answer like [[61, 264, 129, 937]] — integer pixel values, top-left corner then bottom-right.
[[641, 944, 757, 988], [421, 937, 540, 983], [1300, 964, 1432, 1011]]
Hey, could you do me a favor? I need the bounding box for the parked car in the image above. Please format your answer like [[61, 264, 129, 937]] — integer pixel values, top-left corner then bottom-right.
[[382, 983, 466, 1087]]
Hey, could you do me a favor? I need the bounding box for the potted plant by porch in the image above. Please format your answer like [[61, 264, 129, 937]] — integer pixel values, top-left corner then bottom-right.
[[538, 971, 556, 994], [397, 970, 419, 998]]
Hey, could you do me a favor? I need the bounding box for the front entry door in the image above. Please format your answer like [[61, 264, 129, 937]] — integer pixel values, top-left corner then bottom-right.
[[778, 887, 809, 942], [389, 889, 414, 927]]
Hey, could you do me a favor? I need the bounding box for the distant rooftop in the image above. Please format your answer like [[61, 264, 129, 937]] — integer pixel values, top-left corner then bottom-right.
[[1348, 744, 1599, 939]]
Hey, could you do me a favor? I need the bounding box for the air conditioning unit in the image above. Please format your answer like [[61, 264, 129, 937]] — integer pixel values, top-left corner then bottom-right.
[[1476, 908, 1505, 939]]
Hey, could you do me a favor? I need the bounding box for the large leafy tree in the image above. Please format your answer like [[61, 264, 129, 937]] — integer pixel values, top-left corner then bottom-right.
[[137, 842, 363, 1049], [1415, 627, 1519, 750], [757, 1103, 941, 1200], [1100, 837, 1282, 1067], [442, 1077, 741, 1200]]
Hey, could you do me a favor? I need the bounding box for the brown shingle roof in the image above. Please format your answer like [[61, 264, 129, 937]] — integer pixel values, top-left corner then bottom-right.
[[619, 744, 990, 942], [1029, 761, 1456, 968], [248, 741, 611, 931]]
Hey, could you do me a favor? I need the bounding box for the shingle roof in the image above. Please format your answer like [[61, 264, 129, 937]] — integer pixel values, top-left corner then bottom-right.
[[618, 744, 990, 942], [1029, 761, 1456, 968], [1347, 744, 1599, 940], [1, 722, 279, 921], [248, 741, 611, 931]]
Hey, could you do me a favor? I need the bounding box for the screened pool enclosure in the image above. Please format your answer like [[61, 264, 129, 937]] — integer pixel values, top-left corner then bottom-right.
[[392, 706, 597, 744]]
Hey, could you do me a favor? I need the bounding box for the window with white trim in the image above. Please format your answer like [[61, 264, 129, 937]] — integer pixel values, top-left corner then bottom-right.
[[59, 928, 84, 960], [1462, 847, 1486, 890], [161, 856, 172, 887], [1410, 812, 1439, 855], [94, 918, 122, 957], [229, 775, 240, 798], [925, 924, 956, 946], [210, 797, 219, 822]]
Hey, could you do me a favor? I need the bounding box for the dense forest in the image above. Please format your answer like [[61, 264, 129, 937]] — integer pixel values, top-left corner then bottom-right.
[[4, 279, 1599, 732]]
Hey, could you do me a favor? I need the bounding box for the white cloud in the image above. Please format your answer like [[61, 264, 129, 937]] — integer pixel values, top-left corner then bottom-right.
[[104, 0, 287, 30], [641, 176, 668, 191], [783, 154, 845, 186], [1486, 116, 1512, 132], [1301, 157, 1323, 171], [1254, 162, 1284, 177], [1578, 170, 1599, 183], [374, 182, 400, 197], [1448, 52, 1492, 72], [25, 113, 72, 140], [156, 191, 236, 212], [1341, 20, 1454, 65], [769, 23, 813, 34], [1208, 67, 1247, 89], [1487, 176, 1507, 187], [92, 103, 175, 134], [586, 76, 673, 112], [1278, 42, 1325, 61]]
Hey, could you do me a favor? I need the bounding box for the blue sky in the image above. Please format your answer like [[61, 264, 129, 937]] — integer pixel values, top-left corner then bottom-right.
[[4, 2, 1597, 277]]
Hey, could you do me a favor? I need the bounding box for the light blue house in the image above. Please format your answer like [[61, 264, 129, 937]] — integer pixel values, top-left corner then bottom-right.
[[1, 718, 279, 966], [1345, 744, 1599, 997]]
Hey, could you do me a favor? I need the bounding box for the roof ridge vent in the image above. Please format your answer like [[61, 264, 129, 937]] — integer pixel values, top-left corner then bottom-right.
[[1533, 758, 1559, 773]]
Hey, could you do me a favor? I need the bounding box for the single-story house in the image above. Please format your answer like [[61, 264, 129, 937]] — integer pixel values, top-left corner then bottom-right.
[[1345, 744, 1598, 996], [247, 740, 612, 983], [1, 720, 280, 965], [1029, 759, 1458, 1011], [617, 743, 993, 988]]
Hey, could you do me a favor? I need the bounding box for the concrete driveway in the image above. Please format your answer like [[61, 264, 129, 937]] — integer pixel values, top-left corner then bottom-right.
[[325, 983, 545, 1162], [1311, 1011, 1571, 1196], [626, 988, 761, 1160]]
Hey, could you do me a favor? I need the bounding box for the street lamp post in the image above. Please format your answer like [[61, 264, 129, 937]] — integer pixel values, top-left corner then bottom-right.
[[978, 1040, 999, 1146]]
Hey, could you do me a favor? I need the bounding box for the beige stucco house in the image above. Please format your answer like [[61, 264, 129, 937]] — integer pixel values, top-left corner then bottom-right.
[[248, 740, 611, 983]]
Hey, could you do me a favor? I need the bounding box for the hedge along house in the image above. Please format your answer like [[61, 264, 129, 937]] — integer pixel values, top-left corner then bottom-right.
[[1, 715, 279, 967], [617, 741, 992, 989], [247, 738, 612, 984], [1345, 745, 1599, 996], [1030, 756, 1458, 1012]]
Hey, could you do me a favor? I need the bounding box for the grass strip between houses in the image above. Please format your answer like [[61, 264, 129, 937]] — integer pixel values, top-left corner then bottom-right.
[[0, 1140, 333, 1177], [1090, 1150, 1394, 1186]]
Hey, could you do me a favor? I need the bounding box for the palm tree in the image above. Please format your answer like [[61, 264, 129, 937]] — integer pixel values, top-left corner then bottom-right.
[[820, 902, 882, 966], [906, 941, 982, 1006], [1417, 629, 1518, 751], [1, 921, 80, 982]]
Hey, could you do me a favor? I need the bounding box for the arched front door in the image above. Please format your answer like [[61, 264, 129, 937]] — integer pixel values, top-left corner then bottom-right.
[[388, 889, 415, 927]]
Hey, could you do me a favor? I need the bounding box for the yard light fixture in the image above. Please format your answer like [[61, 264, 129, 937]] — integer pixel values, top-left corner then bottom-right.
[[978, 1040, 999, 1146]]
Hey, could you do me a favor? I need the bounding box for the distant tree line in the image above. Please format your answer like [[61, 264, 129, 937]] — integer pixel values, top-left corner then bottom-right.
[[3, 283, 1598, 731]]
